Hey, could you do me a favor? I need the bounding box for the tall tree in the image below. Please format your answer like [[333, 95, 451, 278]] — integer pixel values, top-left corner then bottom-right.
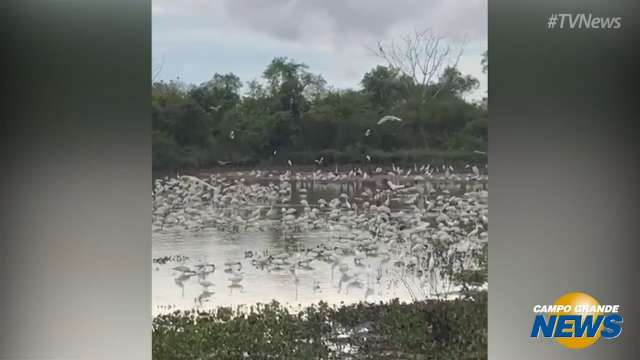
[[361, 66, 412, 111], [262, 57, 326, 148], [189, 73, 242, 114], [438, 67, 479, 97], [373, 29, 465, 88]]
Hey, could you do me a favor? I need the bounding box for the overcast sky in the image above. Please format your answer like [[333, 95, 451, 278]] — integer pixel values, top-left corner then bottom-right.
[[153, 0, 487, 100]]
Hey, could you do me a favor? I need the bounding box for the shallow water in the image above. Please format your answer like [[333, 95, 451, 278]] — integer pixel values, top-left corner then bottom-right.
[[152, 176, 487, 315]]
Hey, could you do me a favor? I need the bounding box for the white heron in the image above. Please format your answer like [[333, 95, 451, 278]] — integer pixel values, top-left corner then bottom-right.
[[172, 265, 191, 273], [199, 279, 215, 289], [376, 115, 402, 125], [197, 290, 215, 304]]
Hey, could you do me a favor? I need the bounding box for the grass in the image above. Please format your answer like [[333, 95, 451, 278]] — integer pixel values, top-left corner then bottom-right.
[[153, 291, 487, 360]]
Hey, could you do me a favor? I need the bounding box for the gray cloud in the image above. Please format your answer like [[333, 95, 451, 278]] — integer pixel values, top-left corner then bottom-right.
[[153, 0, 487, 98], [154, 0, 486, 45], [220, 0, 486, 43]]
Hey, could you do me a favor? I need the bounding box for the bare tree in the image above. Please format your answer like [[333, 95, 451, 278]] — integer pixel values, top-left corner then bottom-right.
[[152, 54, 165, 82], [372, 29, 467, 98]]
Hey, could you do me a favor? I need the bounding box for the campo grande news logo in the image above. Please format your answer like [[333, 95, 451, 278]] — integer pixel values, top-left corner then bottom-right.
[[530, 292, 623, 349]]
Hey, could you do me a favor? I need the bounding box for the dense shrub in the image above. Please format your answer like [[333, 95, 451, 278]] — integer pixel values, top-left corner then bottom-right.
[[152, 59, 487, 171], [153, 292, 487, 360]]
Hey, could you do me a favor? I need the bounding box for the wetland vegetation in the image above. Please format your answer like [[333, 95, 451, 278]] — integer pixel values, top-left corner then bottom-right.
[[152, 29, 488, 359], [152, 55, 487, 170], [152, 167, 487, 359]]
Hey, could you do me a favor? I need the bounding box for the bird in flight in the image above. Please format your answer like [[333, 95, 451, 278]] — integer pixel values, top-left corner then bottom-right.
[[376, 115, 402, 125]]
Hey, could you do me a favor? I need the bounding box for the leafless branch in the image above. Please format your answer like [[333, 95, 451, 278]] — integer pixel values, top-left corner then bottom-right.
[[372, 29, 467, 93], [152, 54, 165, 82]]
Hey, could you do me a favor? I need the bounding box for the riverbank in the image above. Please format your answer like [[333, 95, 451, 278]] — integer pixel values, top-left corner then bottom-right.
[[153, 148, 487, 174], [153, 160, 488, 183]]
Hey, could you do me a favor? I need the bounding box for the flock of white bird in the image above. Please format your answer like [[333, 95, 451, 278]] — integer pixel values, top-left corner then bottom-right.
[[153, 163, 488, 309], [216, 114, 486, 168]]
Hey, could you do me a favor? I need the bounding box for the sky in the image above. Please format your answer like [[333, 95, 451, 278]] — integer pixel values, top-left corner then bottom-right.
[[152, 0, 487, 100]]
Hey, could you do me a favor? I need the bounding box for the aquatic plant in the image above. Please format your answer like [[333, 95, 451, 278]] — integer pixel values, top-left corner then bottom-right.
[[153, 293, 487, 360]]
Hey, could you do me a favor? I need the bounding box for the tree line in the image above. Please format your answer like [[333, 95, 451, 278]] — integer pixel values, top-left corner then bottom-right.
[[152, 55, 487, 170]]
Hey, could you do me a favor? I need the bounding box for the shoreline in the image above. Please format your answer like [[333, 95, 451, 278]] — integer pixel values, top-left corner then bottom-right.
[[153, 163, 489, 181]]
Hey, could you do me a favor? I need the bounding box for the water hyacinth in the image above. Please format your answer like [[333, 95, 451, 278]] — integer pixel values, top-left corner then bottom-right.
[[153, 294, 487, 359]]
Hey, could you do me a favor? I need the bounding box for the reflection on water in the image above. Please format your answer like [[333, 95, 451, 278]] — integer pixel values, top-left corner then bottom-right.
[[153, 174, 487, 315]]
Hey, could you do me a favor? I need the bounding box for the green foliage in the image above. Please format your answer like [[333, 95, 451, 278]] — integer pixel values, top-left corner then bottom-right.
[[438, 67, 480, 97], [153, 293, 487, 360], [361, 66, 412, 110], [152, 58, 487, 170]]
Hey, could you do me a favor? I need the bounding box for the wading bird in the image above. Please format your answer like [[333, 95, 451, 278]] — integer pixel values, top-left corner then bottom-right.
[[376, 115, 402, 125]]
